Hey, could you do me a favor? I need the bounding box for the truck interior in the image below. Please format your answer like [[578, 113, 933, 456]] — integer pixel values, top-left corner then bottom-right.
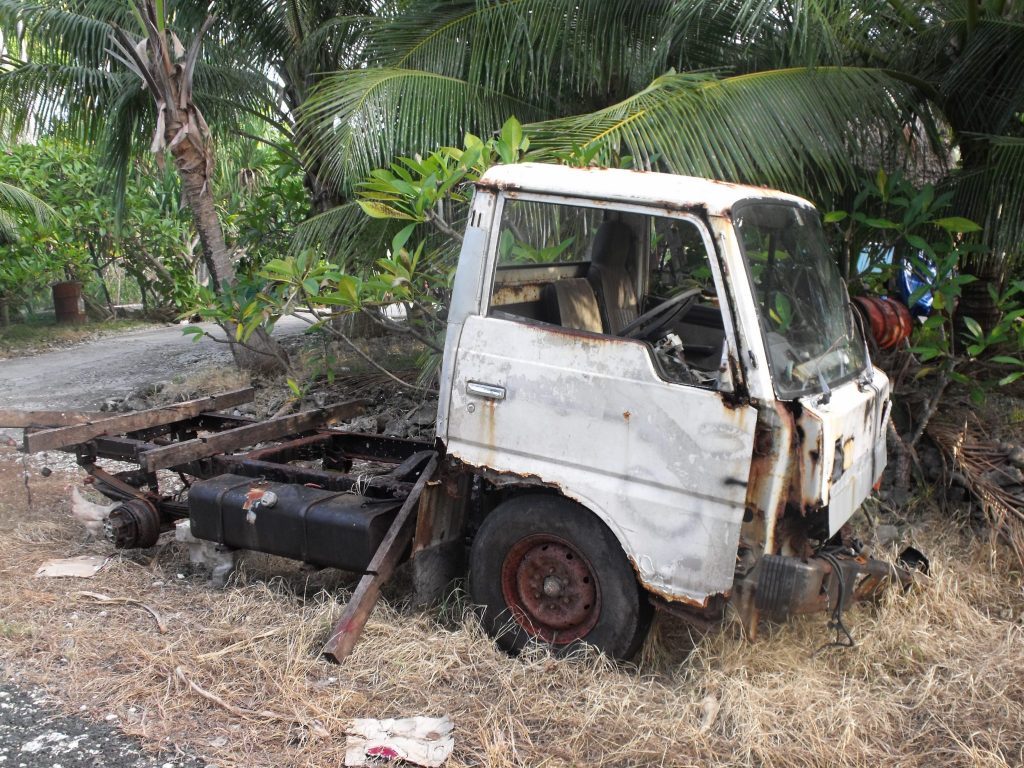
[[487, 198, 727, 388]]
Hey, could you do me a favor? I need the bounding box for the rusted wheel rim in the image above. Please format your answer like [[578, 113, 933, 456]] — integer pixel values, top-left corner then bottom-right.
[[500, 534, 600, 643]]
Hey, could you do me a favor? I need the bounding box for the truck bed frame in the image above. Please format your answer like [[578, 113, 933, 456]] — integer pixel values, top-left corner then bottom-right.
[[5, 389, 452, 662]]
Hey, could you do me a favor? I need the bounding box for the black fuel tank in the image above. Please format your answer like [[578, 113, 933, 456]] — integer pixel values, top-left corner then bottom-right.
[[188, 474, 402, 571]]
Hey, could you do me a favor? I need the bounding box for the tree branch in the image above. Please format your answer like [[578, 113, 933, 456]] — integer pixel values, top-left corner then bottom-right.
[[199, 325, 291, 373], [295, 302, 437, 395], [910, 367, 951, 448], [357, 306, 445, 354], [424, 206, 463, 243]]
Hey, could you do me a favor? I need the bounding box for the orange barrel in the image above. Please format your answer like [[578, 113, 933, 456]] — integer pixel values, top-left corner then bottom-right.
[[852, 296, 913, 349], [52, 281, 87, 324]]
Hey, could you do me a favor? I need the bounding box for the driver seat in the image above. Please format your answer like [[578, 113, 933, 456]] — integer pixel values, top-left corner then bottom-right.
[[587, 221, 639, 334]]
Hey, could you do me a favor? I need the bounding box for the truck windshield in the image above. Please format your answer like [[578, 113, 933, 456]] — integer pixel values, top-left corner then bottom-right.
[[733, 201, 867, 399]]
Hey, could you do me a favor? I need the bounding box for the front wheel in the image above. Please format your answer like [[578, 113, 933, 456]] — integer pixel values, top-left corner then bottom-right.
[[469, 494, 651, 660]]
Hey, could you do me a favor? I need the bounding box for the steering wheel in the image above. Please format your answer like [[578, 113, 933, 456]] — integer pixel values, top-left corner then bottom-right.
[[618, 287, 701, 340]]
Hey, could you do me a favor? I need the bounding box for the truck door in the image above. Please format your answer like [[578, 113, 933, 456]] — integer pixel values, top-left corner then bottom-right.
[[445, 195, 758, 606]]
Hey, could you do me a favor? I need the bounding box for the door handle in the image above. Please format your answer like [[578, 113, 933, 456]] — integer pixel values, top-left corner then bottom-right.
[[466, 381, 506, 400]]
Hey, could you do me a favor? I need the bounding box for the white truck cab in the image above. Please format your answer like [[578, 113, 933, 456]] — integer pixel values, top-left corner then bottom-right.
[[438, 164, 897, 658]]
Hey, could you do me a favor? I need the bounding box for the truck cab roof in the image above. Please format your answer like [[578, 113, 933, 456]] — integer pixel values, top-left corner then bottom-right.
[[476, 163, 813, 217]]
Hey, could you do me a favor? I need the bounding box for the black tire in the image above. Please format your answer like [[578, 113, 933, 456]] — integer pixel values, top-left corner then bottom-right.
[[469, 494, 652, 660]]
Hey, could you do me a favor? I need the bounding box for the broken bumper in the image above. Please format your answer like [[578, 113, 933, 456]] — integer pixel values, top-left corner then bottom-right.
[[747, 547, 923, 619]]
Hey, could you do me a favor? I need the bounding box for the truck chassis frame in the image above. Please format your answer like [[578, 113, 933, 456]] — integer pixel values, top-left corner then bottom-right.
[[5, 389, 451, 662]]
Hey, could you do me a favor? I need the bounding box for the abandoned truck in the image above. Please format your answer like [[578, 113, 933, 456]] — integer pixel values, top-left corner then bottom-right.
[[15, 163, 913, 661]]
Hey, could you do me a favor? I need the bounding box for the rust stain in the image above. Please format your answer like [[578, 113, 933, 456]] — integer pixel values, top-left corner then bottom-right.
[[626, 555, 726, 609], [448, 453, 559, 490], [623, 410, 631, 422], [492, 283, 544, 306]]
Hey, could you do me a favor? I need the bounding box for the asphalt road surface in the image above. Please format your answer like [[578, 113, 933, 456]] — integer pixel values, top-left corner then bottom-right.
[[0, 683, 208, 768]]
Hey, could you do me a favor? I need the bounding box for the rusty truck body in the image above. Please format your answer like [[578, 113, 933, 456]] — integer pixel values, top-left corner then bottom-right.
[[13, 164, 906, 660]]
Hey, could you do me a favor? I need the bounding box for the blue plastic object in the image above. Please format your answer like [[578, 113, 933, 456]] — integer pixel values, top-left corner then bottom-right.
[[857, 247, 935, 318]]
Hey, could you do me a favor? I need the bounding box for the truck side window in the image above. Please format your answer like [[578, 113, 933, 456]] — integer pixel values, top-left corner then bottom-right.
[[645, 218, 726, 388], [488, 199, 727, 389]]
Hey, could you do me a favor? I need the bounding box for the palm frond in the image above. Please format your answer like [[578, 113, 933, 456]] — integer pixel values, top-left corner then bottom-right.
[[665, 0, 885, 70], [362, 0, 672, 109], [98, 75, 151, 226], [0, 60, 122, 139], [0, 179, 53, 242], [953, 133, 1024, 265], [287, 13, 375, 84], [939, 17, 1024, 134], [289, 199, 391, 267], [0, 0, 132, 68], [526, 67, 930, 199], [298, 66, 544, 193], [0, 208, 17, 244]]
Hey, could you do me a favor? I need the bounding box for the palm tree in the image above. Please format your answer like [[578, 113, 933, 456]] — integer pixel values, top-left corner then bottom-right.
[[0, 0, 391, 363], [0, 0, 297, 369], [0, 0, 375, 212]]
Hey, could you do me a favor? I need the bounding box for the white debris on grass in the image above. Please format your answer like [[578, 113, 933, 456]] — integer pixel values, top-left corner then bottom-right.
[[34, 555, 108, 578], [345, 716, 454, 768]]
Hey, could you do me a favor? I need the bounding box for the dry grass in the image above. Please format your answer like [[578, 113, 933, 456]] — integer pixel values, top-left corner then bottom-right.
[[0, 318, 151, 359], [160, 365, 252, 403], [0, 448, 1022, 768]]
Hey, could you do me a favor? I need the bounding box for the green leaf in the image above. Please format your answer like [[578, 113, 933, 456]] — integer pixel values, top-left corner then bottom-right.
[[913, 365, 937, 380], [392, 223, 417, 256], [992, 355, 1024, 367], [863, 217, 900, 229], [261, 258, 294, 276], [999, 371, 1024, 386], [962, 316, 983, 339], [823, 210, 848, 223], [501, 116, 524, 151], [875, 167, 888, 199], [286, 378, 301, 397], [904, 234, 931, 253], [930, 217, 982, 233], [357, 201, 417, 221]]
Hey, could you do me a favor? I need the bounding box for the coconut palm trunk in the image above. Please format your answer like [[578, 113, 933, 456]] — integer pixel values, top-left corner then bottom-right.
[[110, 1, 287, 373]]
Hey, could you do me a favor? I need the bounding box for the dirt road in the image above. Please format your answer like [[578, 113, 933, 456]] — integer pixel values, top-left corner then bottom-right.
[[0, 318, 307, 411]]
